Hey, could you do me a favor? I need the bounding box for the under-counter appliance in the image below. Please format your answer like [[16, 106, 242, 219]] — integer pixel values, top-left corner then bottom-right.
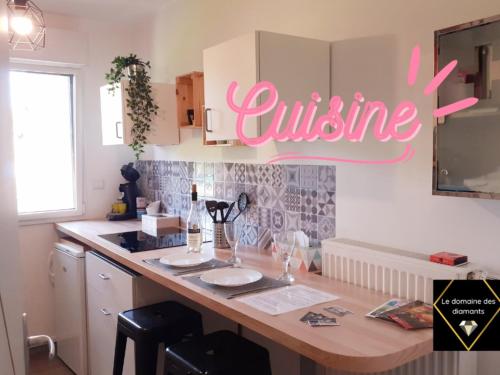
[[99, 227, 186, 252], [53, 240, 87, 375]]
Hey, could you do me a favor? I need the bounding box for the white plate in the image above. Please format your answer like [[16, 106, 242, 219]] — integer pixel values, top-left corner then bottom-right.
[[200, 268, 263, 287], [159, 253, 213, 268]]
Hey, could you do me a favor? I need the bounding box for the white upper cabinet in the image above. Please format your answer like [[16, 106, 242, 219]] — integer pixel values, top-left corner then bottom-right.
[[203, 31, 331, 143], [100, 81, 180, 146]]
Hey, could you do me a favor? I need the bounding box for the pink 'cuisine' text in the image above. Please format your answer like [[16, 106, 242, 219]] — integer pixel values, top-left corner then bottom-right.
[[225, 44, 478, 165]]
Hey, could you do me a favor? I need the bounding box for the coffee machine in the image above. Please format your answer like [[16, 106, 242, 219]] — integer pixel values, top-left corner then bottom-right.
[[107, 163, 141, 221]]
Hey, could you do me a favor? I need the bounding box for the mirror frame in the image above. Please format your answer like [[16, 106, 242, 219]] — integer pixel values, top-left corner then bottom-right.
[[433, 14, 500, 200]]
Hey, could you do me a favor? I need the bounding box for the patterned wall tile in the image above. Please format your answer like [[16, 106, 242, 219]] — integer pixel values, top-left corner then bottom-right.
[[234, 163, 246, 183], [204, 178, 214, 198], [300, 189, 318, 215], [285, 186, 301, 212], [271, 209, 285, 232], [187, 161, 195, 179], [245, 205, 259, 226], [224, 183, 236, 201], [245, 164, 258, 184], [301, 213, 318, 240], [258, 207, 271, 228], [224, 163, 235, 182], [285, 165, 300, 187], [317, 187, 335, 217], [318, 165, 336, 192], [214, 182, 224, 199], [204, 162, 214, 179], [245, 184, 257, 206], [318, 215, 335, 240], [138, 160, 335, 249], [172, 161, 180, 177], [285, 211, 301, 232], [180, 178, 191, 195], [257, 164, 273, 185], [214, 162, 224, 182], [241, 225, 258, 246], [272, 165, 285, 188], [300, 165, 318, 190], [257, 185, 273, 208], [179, 161, 188, 179]]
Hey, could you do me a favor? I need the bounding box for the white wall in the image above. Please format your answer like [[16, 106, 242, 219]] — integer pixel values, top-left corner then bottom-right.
[[15, 13, 147, 337], [0, 1, 26, 373]]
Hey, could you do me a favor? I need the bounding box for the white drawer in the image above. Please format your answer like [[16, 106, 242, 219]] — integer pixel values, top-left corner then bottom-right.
[[86, 252, 135, 307], [87, 283, 134, 375]]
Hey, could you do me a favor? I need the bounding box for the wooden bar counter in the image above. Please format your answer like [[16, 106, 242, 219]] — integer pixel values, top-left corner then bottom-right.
[[56, 219, 433, 373]]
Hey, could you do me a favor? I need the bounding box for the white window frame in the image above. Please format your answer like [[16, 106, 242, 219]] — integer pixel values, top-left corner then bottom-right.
[[9, 62, 84, 224]]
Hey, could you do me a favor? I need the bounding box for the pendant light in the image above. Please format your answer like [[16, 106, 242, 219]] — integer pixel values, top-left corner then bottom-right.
[[6, 0, 46, 50]]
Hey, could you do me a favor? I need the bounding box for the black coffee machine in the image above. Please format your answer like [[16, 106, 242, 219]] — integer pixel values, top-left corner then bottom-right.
[[107, 163, 141, 221]]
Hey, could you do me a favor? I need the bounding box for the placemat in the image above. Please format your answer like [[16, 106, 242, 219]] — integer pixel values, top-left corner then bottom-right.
[[183, 273, 289, 299], [143, 257, 232, 276]]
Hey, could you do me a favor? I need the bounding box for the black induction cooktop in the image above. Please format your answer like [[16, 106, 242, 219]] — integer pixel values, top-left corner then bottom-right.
[[99, 227, 186, 253]]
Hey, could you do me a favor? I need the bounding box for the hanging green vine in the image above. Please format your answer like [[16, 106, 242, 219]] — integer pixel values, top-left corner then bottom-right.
[[105, 54, 158, 160]]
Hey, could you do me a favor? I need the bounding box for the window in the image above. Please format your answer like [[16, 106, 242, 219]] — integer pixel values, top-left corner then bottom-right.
[[9, 67, 82, 220]]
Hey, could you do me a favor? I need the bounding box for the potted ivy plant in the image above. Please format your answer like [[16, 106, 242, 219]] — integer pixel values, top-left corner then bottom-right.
[[105, 54, 159, 160]]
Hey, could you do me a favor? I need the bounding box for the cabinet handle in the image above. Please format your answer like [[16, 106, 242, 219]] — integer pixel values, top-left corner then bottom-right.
[[98, 273, 110, 280], [204, 108, 213, 132], [115, 121, 123, 139], [100, 308, 111, 316]]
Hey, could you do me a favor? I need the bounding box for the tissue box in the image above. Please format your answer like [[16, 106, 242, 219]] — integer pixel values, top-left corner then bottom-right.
[[141, 214, 179, 236], [290, 246, 322, 273]]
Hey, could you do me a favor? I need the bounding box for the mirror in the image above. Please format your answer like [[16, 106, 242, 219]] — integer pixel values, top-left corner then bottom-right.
[[434, 15, 500, 199]]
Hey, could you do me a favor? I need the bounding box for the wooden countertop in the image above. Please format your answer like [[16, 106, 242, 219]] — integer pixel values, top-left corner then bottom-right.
[[56, 219, 432, 373]]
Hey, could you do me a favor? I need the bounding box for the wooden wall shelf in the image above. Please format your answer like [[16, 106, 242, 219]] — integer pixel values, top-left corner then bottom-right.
[[175, 71, 204, 129]]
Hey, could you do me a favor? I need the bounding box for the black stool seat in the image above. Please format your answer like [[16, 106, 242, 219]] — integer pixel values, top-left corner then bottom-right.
[[113, 301, 203, 375], [165, 330, 272, 375]]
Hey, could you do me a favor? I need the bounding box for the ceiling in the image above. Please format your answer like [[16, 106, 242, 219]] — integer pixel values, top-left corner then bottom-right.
[[36, 0, 172, 22]]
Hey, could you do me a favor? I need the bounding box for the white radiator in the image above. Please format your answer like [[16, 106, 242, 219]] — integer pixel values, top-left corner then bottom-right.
[[320, 238, 478, 375]]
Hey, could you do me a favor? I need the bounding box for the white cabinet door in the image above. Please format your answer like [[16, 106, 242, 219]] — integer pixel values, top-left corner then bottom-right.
[[203, 32, 258, 141], [203, 31, 330, 143], [100, 84, 125, 146], [258, 32, 331, 133], [100, 82, 179, 146], [86, 252, 135, 375]]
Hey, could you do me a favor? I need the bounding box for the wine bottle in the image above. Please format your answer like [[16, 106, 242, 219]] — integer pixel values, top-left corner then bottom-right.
[[187, 184, 202, 252]]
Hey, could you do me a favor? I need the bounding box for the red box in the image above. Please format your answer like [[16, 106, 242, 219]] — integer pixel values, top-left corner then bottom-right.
[[429, 252, 468, 266]]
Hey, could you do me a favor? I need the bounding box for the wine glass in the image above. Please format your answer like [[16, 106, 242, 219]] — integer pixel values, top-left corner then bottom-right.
[[224, 222, 242, 266], [273, 231, 296, 284]]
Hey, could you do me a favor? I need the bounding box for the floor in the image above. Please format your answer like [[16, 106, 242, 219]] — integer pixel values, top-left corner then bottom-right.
[[29, 347, 74, 375]]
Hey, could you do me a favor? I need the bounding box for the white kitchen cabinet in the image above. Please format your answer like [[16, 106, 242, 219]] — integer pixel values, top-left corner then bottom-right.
[[100, 80, 180, 146], [202, 31, 330, 142], [85, 251, 169, 375]]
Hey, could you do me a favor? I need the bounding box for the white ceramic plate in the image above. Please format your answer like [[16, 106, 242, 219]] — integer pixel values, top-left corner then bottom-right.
[[159, 253, 213, 268], [200, 268, 263, 287]]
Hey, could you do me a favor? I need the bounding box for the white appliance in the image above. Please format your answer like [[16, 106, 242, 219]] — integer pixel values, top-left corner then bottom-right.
[[53, 240, 88, 375]]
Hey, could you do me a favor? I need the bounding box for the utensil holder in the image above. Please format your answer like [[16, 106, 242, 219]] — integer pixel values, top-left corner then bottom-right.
[[213, 223, 230, 249]]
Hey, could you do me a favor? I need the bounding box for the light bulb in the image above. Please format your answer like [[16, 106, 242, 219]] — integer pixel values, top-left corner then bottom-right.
[[10, 16, 33, 36]]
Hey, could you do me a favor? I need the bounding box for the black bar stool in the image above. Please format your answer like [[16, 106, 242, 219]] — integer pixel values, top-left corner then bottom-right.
[[165, 330, 272, 375], [113, 301, 203, 375]]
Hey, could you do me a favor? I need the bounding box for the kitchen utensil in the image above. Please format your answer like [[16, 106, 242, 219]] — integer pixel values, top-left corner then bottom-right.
[[213, 223, 230, 249], [231, 193, 249, 222], [224, 221, 241, 265], [200, 268, 263, 287], [223, 202, 236, 222], [217, 201, 229, 223], [159, 253, 213, 268], [205, 200, 218, 222]]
